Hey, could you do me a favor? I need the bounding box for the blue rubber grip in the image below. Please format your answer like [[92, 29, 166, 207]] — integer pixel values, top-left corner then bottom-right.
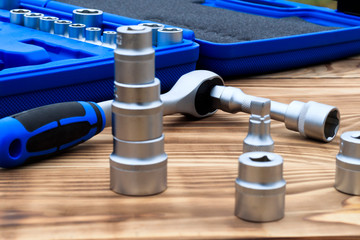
[[0, 101, 106, 168]]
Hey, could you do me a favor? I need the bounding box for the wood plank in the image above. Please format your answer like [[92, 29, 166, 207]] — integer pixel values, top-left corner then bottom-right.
[[1, 59, 360, 239]]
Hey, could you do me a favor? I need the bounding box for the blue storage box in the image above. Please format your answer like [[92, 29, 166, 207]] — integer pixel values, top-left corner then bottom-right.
[[0, 0, 199, 118], [196, 0, 360, 77]]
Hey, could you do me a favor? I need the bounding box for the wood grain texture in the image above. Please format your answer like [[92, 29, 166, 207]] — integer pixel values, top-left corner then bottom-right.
[[1, 56, 360, 239]]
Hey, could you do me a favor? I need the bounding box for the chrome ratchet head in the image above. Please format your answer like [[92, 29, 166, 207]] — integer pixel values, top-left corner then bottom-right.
[[161, 70, 224, 118]]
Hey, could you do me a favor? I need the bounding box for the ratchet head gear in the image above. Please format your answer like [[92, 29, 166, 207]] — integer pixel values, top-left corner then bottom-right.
[[161, 70, 224, 118]]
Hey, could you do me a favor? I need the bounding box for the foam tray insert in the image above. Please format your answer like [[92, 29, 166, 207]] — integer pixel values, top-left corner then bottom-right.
[[55, 0, 339, 43]]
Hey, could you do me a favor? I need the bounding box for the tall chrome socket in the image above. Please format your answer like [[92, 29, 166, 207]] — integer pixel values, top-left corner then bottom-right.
[[235, 152, 286, 222], [10, 9, 31, 25], [110, 25, 167, 196]]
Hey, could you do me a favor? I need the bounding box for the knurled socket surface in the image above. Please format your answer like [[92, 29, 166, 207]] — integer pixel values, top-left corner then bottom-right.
[[110, 25, 167, 196], [235, 152, 286, 222], [335, 131, 360, 195]]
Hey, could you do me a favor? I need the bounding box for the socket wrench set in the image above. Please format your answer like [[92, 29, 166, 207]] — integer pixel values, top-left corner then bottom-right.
[[1, 0, 360, 225], [0, 0, 199, 118], [0, 21, 359, 224]]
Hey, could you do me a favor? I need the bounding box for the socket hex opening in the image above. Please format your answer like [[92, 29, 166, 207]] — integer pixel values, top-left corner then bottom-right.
[[55, 20, 71, 24], [352, 134, 360, 140], [127, 26, 146, 31], [75, 9, 100, 14], [250, 155, 271, 162], [162, 28, 181, 32], [11, 9, 30, 13], [324, 109, 340, 142], [26, 13, 42, 17]]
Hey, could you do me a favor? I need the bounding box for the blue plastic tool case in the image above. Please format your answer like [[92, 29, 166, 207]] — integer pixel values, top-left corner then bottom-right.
[[0, 0, 199, 117], [2, 0, 360, 118]]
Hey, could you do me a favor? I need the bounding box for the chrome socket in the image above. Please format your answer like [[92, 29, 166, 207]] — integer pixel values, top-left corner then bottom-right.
[[139, 23, 164, 46], [10, 9, 31, 25], [54, 20, 72, 37], [110, 25, 167, 196], [335, 131, 360, 195], [243, 98, 274, 153], [235, 152, 286, 222], [85, 27, 102, 45], [39, 16, 59, 33], [0, 0, 19, 10], [68, 23, 86, 41], [24, 13, 44, 30], [157, 27, 183, 47], [73, 8, 103, 28], [102, 31, 117, 49]]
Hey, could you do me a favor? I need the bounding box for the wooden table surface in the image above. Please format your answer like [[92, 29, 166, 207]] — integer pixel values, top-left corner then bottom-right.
[[1, 56, 360, 240]]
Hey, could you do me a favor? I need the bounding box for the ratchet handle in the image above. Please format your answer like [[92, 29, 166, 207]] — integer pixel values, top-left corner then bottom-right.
[[0, 101, 106, 168]]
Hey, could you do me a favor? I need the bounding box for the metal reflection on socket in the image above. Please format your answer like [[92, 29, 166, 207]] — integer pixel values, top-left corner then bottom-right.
[[10, 9, 31, 25], [39, 16, 59, 33], [68, 23, 86, 41], [86, 27, 102, 45], [102, 31, 117, 48], [73, 8, 103, 28], [157, 27, 183, 47], [54, 20, 72, 37], [24, 13, 44, 30], [335, 131, 360, 195], [243, 98, 274, 153], [235, 152, 286, 222], [139, 23, 164, 46]]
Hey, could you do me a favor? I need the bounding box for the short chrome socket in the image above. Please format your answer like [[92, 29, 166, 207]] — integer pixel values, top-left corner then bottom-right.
[[73, 8, 103, 28], [157, 27, 183, 47], [335, 131, 360, 195], [235, 152, 286, 222], [39, 16, 59, 33], [24, 13, 44, 30], [243, 98, 274, 153], [85, 27, 102, 45], [10, 9, 31, 25], [102, 31, 117, 48], [110, 25, 167, 196], [68, 23, 86, 41], [54, 20, 72, 37]]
